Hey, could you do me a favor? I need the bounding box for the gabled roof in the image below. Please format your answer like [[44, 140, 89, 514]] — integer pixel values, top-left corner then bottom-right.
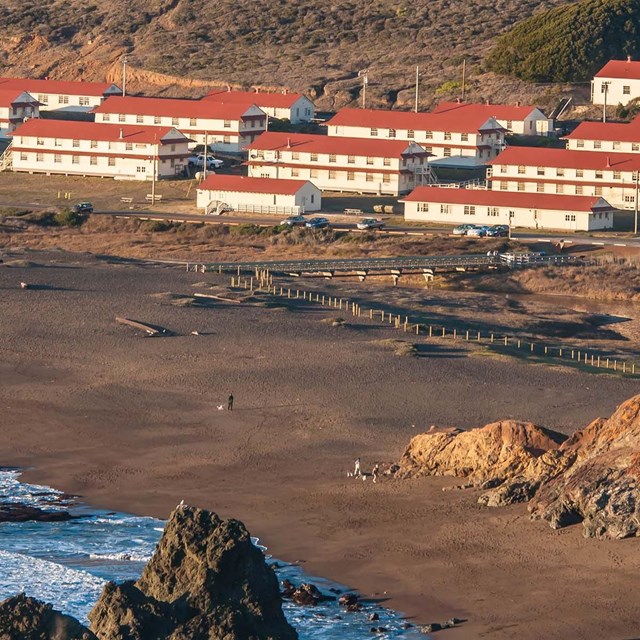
[[433, 101, 545, 121], [203, 90, 309, 108], [0, 77, 120, 97], [490, 146, 640, 171], [0, 89, 40, 108], [401, 186, 612, 212], [247, 131, 427, 157], [594, 59, 640, 80], [324, 107, 505, 134], [11, 119, 188, 144], [564, 118, 640, 142], [199, 175, 314, 195], [93, 96, 265, 119]]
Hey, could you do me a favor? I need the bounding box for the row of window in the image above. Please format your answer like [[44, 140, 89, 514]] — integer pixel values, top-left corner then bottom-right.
[[37, 94, 92, 106], [31, 138, 178, 152], [574, 139, 640, 151], [493, 180, 626, 198], [19, 152, 179, 170], [368, 127, 470, 142], [100, 114, 264, 129], [286, 167, 394, 183], [504, 165, 629, 179]]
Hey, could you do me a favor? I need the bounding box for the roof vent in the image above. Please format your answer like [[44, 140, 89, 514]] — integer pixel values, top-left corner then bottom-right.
[[287, 137, 291, 149], [628, 55, 632, 63], [516, 100, 521, 106], [606, 156, 611, 168]]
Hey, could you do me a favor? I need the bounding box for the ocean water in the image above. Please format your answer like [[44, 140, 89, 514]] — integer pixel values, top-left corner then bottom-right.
[[0, 470, 427, 639]]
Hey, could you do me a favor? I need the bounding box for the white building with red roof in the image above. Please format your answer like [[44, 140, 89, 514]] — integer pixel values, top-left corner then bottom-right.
[[592, 58, 640, 107], [564, 116, 640, 153], [93, 96, 267, 153], [196, 175, 321, 215], [0, 77, 121, 112], [489, 146, 640, 209], [401, 186, 614, 231], [202, 90, 315, 124], [246, 131, 429, 196], [10, 119, 190, 180], [432, 101, 553, 136], [324, 107, 505, 168], [0, 90, 40, 138]]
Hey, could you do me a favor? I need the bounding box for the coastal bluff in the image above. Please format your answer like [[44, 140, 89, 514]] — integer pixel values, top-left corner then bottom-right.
[[89, 505, 298, 639], [400, 394, 640, 539]]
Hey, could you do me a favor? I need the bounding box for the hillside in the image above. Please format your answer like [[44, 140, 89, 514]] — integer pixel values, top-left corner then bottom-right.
[[0, 0, 574, 109], [486, 0, 640, 82]]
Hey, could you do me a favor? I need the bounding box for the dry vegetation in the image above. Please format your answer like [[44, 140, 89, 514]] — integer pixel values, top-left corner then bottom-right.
[[0, 0, 576, 110]]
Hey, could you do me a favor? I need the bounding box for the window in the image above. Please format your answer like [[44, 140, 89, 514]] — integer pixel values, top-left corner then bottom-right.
[[576, 169, 584, 178], [136, 166, 146, 173], [223, 120, 231, 128], [613, 171, 621, 180], [310, 153, 318, 162], [347, 155, 355, 164], [118, 114, 126, 122], [292, 152, 300, 160], [189, 118, 197, 126], [624, 194, 635, 203], [79, 96, 90, 106], [54, 138, 62, 147], [556, 168, 565, 177], [576, 185, 583, 195], [328, 170, 336, 179], [576, 139, 585, 148], [556, 184, 564, 194], [499, 181, 508, 191], [518, 165, 525, 174], [125, 142, 133, 150], [383, 158, 391, 166], [537, 167, 545, 176], [499, 165, 507, 173], [407, 129, 415, 139], [72, 139, 80, 148], [382, 174, 390, 184], [624, 85, 631, 95], [488, 207, 499, 217], [463, 205, 476, 215], [90, 140, 98, 149], [613, 141, 621, 150], [565, 214, 576, 221], [600, 84, 607, 94], [365, 173, 374, 182], [223, 135, 230, 144], [595, 186, 603, 195], [388, 129, 396, 138], [58, 95, 69, 105], [517, 182, 525, 191], [633, 143, 640, 151], [370, 127, 378, 137], [417, 203, 429, 212], [347, 172, 355, 181], [103, 114, 111, 122], [536, 183, 545, 193], [36, 153, 43, 162], [36, 137, 44, 146], [593, 140, 602, 149], [443, 148, 451, 157], [172, 117, 179, 126], [108, 157, 115, 166], [54, 154, 62, 163], [38, 94, 48, 104], [444, 132, 452, 141], [19, 152, 27, 161], [310, 169, 319, 178], [424, 130, 433, 139], [440, 204, 451, 214], [424, 146, 432, 154], [136, 115, 143, 124], [366, 156, 374, 165], [90, 156, 97, 165], [461, 133, 469, 142], [329, 154, 336, 163], [506, 120, 513, 129], [595, 170, 603, 179]]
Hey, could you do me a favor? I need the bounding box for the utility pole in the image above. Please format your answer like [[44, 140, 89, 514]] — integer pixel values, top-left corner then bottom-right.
[[414, 66, 419, 113], [203, 132, 208, 180], [461, 58, 466, 102], [602, 82, 610, 123], [122, 55, 127, 97], [358, 69, 369, 109], [635, 170, 639, 235], [151, 139, 157, 205]]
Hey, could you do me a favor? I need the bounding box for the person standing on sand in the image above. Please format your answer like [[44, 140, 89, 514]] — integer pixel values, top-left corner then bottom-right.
[[372, 463, 380, 484], [228, 393, 234, 411], [353, 457, 361, 478]]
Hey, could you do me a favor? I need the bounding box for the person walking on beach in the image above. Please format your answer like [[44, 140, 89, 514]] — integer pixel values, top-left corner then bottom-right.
[[227, 393, 234, 411], [353, 457, 361, 478], [372, 463, 380, 484]]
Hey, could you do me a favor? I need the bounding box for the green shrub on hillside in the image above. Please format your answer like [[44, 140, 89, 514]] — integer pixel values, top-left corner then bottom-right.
[[485, 0, 640, 82]]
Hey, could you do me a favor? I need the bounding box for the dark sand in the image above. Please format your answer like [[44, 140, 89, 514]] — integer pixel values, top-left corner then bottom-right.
[[1, 251, 639, 639]]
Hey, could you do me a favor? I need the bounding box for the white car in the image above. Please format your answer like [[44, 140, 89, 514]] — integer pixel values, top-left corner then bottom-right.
[[467, 226, 490, 237], [280, 215, 307, 227], [356, 218, 385, 230], [188, 154, 224, 169]]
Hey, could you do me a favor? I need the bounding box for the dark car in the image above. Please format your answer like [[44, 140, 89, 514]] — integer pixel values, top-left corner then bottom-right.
[[486, 224, 509, 237], [71, 202, 94, 214], [305, 217, 330, 229]]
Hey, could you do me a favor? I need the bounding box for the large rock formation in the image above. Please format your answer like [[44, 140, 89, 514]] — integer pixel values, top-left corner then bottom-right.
[[0, 593, 97, 640], [400, 395, 640, 539], [89, 506, 297, 640]]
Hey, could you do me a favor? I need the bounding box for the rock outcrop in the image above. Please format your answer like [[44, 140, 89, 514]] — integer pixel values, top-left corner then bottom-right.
[[0, 593, 97, 640], [400, 395, 640, 539], [89, 506, 297, 640]]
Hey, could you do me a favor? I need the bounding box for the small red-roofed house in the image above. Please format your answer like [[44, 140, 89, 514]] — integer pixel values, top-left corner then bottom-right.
[[10, 119, 191, 180], [196, 175, 321, 215], [246, 131, 430, 195], [400, 186, 614, 231], [203, 89, 315, 123], [592, 58, 640, 107]]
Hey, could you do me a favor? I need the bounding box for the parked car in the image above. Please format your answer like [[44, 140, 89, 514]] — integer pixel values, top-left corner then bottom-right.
[[280, 215, 307, 227], [356, 217, 385, 230], [188, 154, 224, 169], [486, 224, 509, 237], [305, 217, 330, 229], [467, 225, 490, 237], [452, 223, 478, 236], [71, 202, 93, 213]]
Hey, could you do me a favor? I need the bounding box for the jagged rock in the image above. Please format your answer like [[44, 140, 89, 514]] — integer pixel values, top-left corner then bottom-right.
[[0, 593, 97, 640], [338, 593, 359, 607], [399, 395, 640, 539], [0, 504, 78, 523], [89, 506, 297, 639]]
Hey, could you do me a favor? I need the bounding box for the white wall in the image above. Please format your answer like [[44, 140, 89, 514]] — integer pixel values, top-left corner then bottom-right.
[[196, 182, 321, 212], [592, 78, 640, 106]]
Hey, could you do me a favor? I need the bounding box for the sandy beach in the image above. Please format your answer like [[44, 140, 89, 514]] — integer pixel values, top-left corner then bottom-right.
[[1, 249, 640, 639]]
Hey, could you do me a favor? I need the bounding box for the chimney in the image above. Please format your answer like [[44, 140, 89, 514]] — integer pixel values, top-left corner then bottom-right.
[[287, 137, 291, 149], [606, 156, 611, 168], [456, 97, 461, 103], [119, 128, 123, 139], [628, 55, 632, 63], [227, 85, 231, 92], [516, 100, 521, 107], [485, 99, 490, 105]]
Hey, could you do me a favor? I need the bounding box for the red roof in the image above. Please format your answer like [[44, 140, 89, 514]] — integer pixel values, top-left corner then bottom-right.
[[594, 59, 640, 80], [490, 146, 640, 171], [203, 90, 307, 108], [11, 119, 186, 144], [325, 107, 504, 134], [94, 96, 263, 119], [564, 118, 640, 142], [247, 131, 426, 158], [402, 186, 612, 212], [0, 89, 39, 108], [433, 101, 542, 121], [0, 77, 119, 97], [199, 175, 313, 195]]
